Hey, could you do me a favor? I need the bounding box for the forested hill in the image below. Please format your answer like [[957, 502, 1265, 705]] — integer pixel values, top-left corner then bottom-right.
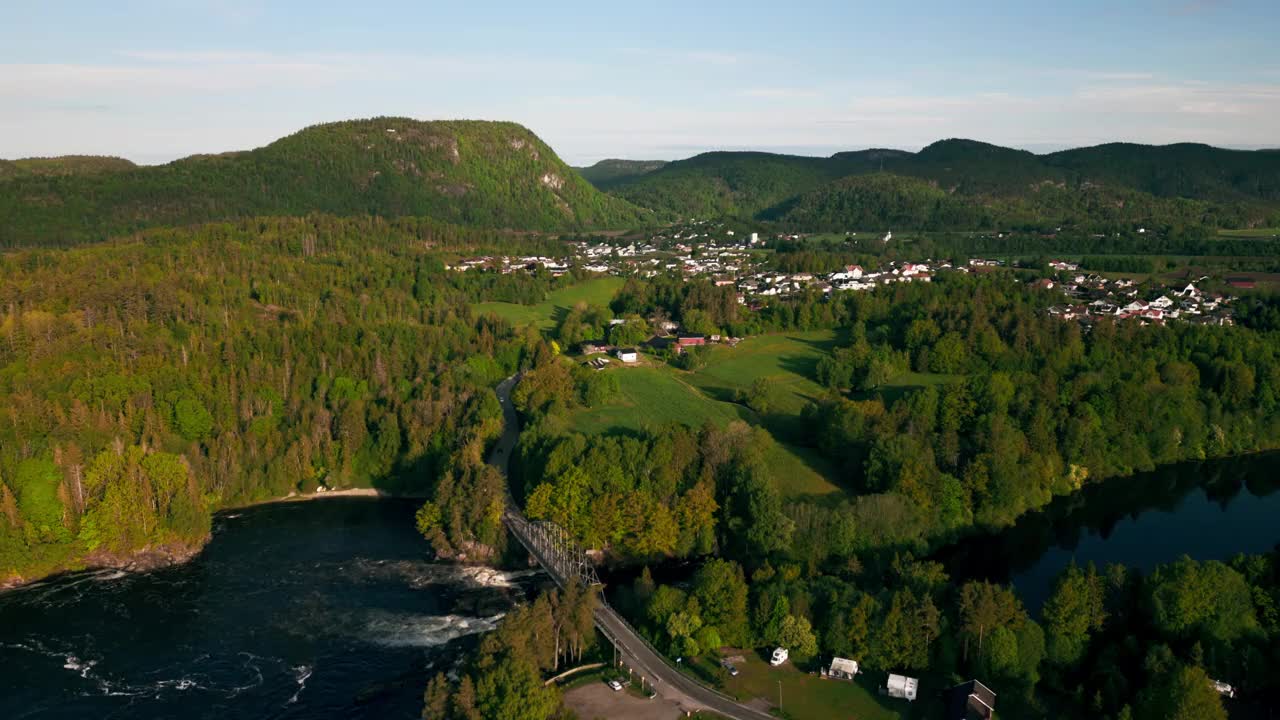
[[574, 159, 668, 189], [0, 155, 137, 180], [607, 139, 1280, 230], [607, 151, 867, 218], [0, 118, 653, 248], [1042, 142, 1280, 202]]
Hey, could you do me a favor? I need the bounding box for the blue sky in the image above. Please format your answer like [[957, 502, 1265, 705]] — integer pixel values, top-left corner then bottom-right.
[[2, 0, 1278, 164]]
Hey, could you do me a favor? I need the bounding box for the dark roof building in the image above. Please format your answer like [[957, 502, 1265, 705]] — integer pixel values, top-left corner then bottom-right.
[[947, 679, 996, 720]]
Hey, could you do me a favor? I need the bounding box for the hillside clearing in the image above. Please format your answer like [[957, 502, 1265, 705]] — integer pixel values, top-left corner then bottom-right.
[[473, 277, 623, 330], [568, 364, 841, 499]]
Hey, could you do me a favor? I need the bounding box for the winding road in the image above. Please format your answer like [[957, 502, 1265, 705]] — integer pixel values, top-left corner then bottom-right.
[[488, 376, 777, 720]]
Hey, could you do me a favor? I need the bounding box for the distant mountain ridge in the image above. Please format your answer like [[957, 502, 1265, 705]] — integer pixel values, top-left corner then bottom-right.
[[0, 118, 652, 247], [608, 139, 1280, 230], [574, 159, 668, 189], [0, 155, 137, 180]]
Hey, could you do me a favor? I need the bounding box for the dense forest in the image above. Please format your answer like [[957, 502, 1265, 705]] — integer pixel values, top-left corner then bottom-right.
[[0, 214, 560, 584], [573, 159, 668, 190], [0, 118, 653, 248], [607, 139, 1280, 232]]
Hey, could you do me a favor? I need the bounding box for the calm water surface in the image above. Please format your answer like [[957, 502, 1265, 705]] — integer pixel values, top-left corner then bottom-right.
[[0, 498, 544, 720], [941, 452, 1280, 610]]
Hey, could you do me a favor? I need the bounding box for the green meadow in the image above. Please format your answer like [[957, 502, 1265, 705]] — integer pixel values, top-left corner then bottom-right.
[[568, 361, 842, 500], [685, 330, 838, 420], [472, 277, 624, 330]]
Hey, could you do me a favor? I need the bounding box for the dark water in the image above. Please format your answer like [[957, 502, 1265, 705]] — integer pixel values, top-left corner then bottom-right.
[[940, 452, 1280, 610], [0, 499, 545, 720]]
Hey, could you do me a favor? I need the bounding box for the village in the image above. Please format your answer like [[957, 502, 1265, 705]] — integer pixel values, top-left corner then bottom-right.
[[448, 224, 1248, 335], [1039, 259, 1238, 327]]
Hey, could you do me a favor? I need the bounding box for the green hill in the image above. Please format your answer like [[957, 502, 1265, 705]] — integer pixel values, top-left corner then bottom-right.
[[609, 151, 863, 218], [0, 117, 652, 247], [606, 139, 1280, 230], [763, 173, 975, 229], [768, 172, 1247, 231], [1043, 142, 1280, 203], [2, 155, 138, 180], [575, 159, 667, 189]]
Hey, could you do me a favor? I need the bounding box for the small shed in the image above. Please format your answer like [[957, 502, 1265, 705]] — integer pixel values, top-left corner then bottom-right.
[[827, 657, 859, 680], [886, 674, 918, 701], [616, 348, 639, 363]]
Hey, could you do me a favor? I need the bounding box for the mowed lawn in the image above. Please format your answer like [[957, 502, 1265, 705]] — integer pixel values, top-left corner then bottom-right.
[[686, 331, 838, 420], [472, 277, 624, 331], [568, 365, 751, 435], [568, 364, 843, 500], [713, 653, 914, 720]]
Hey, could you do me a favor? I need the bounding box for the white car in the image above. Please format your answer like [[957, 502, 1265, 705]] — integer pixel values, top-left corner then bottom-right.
[[770, 647, 789, 666], [608, 680, 624, 692]]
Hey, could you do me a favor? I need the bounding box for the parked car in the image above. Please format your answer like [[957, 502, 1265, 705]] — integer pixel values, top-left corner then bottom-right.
[[727, 665, 740, 676], [608, 679, 624, 692], [770, 647, 789, 666]]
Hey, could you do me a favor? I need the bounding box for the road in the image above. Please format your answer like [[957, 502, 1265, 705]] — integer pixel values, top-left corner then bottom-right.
[[489, 376, 778, 720]]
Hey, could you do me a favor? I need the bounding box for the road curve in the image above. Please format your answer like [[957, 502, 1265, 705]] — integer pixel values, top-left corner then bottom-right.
[[489, 376, 777, 720]]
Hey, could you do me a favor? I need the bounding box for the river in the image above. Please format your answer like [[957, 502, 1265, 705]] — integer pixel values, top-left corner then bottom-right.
[[0, 498, 545, 720], [939, 451, 1280, 610]]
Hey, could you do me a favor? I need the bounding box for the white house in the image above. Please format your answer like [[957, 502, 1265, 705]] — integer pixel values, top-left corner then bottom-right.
[[615, 348, 638, 363], [886, 674, 919, 701], [830, 265, 864, 282]]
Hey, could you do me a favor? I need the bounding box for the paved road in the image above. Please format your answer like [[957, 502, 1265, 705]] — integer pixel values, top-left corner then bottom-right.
[[489, 376, 777, 720]]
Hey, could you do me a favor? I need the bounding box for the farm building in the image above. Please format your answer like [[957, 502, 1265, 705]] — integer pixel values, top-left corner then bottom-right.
[[615, 348, 639, 363]]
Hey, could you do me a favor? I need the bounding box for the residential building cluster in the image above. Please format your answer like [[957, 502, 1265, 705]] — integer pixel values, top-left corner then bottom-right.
[[1040, 268, 1236, 326]]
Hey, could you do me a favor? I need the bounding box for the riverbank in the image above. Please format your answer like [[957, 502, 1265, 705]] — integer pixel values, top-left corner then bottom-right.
[[220, 486, 430, 511], [1, 487, 431, 593]]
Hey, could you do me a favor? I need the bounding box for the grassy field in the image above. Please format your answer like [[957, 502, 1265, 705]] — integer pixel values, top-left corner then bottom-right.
[[567, 362, 843, 499], [1217, 228, 1280, 238], [702, 651, 925, 720], [686, 330, 839, 421], [472, 277, 624, 331], [568, 365, 752, 435]]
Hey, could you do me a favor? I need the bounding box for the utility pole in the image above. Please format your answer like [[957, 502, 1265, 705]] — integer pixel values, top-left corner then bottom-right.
[[778, 680, 782, 712]]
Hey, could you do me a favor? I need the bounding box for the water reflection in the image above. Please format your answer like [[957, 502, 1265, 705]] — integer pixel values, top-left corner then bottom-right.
[[937, 452, 1280, 611]]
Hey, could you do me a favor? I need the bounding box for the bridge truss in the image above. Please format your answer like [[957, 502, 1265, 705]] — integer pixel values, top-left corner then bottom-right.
[[506, 513, 602, 590]]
